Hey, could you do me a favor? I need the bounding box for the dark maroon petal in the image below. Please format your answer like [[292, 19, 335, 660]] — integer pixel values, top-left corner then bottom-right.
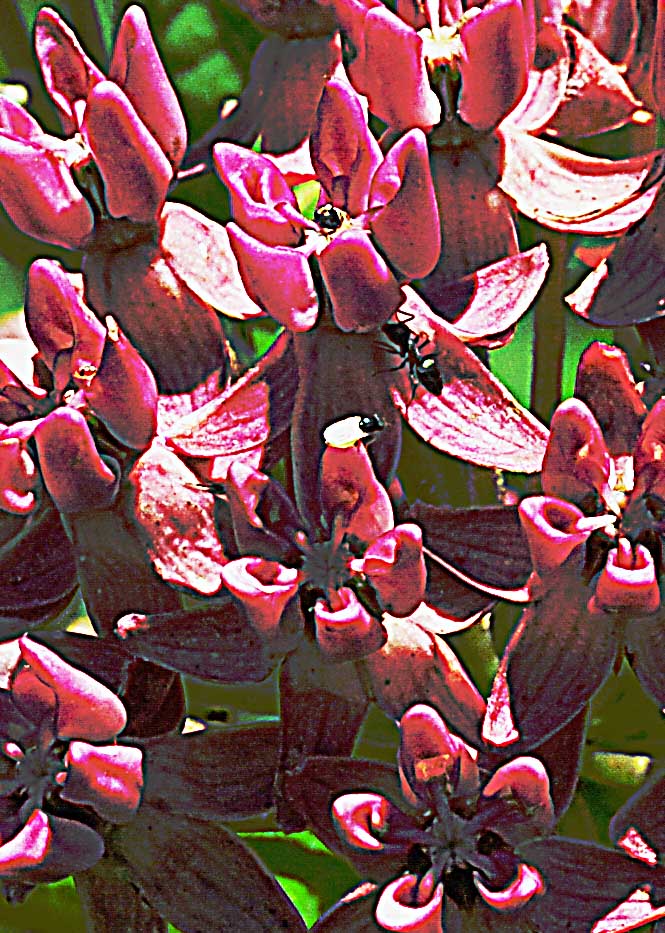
[[113, 804, 307, 932], [213, 143, 310, 246], [32, 408, 119, 513], [499, 128, 662, 235], [34, 7, 104, 133], [361, 6, 441, 130], [62, 742, 143, 822], [519, 838, 665, 932], [566, 0, 637, 66], [226, 222, 319, 331], [129, 442, 225, 595], [0, 437, 37, 516], [17, 636, 127, 741], [160, 202, 264, 319], [277, 645, 368, 828], [634, 396, 665, 494], [544, 27, 647, 137], [369, 129, 440, 280], [74, 855, 167, 933], [366, 616, 486, 745], [115, 602, 276, 682], [483, 565, 620, 750], [480, 756, 555, 842], [109, 5, 187, 169], [312, 77, 382, 216], [574, 341, 647, 456], [458, 0, 529, 131], [0, 507, 77, 637], [406, 501, 532, 590], [610, 763, 665, 861], [82, 318, 158, 450], [625, 608, 665, 706], [65, 506, 182, 636], [0, 809, 104, 882], [0, 135, 94, 249], [309, 884, 380, 932], [83, 80, 172, 222], [142, 724, 280, 820]]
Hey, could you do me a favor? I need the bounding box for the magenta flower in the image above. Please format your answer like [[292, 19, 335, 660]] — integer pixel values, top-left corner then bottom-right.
[[216, 76, 440, 333], [0, 636, 141, 884], [482, 341, 665, 750]]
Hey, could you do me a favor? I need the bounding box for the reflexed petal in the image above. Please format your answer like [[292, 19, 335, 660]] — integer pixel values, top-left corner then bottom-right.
[[591, 887, 665, 933], [314, 587, 386, 661], [109, 5, 187, 169], [481, 757, 554, 838], [17, 636, 127, 741], [83, 81, 172, 222], [227, 222, 319, 330], [0, 809, 103, 880], [0, 438, 37, 515], [63, 742, 143, 822]]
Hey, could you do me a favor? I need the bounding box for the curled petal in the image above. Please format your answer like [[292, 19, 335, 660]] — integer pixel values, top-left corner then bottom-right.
[[62, 741, 143, 822], [0, 438, 37, 514], [227, 222, 319, 331], [83, 80, 172, 222], [375, 872, 444, 933], [0, 809, 50, 874], [221, 557, 301, 639], [314, 587, 386, 661], [474, 861, 545, 909], [109, 5, 187, 168], [354, 524, 426, 616], [81, 318, 158, 450], [225, 461, 271, 530], [369, 128, 440, 279], [214, 143, 311, 246], [542, 398, 614, 508], [318, 229, 403, 332], [591, 540, 661, 615], [398, 703, 479, 804], [482, 756, 555, 834], [32, 408, 119, 513], [320, 443, 393, 541], [17, 636, 127, 741], [458, 0, 529, 131], [0, 135, 93, 248], [332, 792, 391, 850], [518, 495, 602, 575]]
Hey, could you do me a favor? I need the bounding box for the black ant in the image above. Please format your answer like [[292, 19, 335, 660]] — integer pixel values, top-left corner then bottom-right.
[[378, 312, 443, 400], [313, 203, 346, 233]]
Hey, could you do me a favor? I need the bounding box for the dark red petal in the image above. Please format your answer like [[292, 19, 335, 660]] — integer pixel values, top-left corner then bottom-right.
[[399, 703, 479, 802], [541, 397, 613, 506], [221, 557, 301, 642], [62, 742, 143, 822], [320, 443, 393, 541], [312, 76, 382, 216], [314, 587, 387, 661], [369, 129, 440, 279], [18, 636, 127, 741], [0, 438, 37, 516], [356, 524, 426, 617], [625, 608, 665, 707], [458, 0, 529, 131], [109, 5, 187, 169], [591, 540, 660, 615], [83, 80, 172, 222], [32, 408, 119, 513]]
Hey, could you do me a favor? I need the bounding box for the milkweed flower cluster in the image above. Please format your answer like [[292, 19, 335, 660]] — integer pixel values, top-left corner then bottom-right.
[[0, 0, 664, 930]]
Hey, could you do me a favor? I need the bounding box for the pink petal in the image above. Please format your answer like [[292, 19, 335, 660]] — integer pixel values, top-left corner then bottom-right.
[[398, 703, 479, 802], [482, 756, 554, 829], [17, 636, 127, 741], [221, 557, 301, 640], [0, 437, 37, 515], [592, 887, 665, 932], [474, 861, 545, 909], [320, 443, 393, 541], [332, 793, 391, 850], [314, 587, 386, 661], [591, 540, 661, 615], [542, 397, 613, 506], [518, 495, 597, 575], [63, 741, 143, 822], [375, 872, 444, 933], [356, 524, 426, 616]]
